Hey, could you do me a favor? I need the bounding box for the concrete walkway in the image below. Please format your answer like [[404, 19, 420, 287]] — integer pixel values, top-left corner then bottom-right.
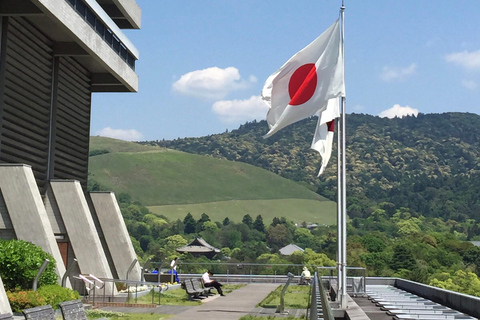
[[98, 283, 306, 319]]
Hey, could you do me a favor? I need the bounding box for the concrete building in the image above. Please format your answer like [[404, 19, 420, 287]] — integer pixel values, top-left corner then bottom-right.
[[0, 0, 142, 294]]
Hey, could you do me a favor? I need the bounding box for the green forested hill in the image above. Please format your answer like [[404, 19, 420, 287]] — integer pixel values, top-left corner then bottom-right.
[[142, 112, 480, 221], [88, 136, 335, 223]]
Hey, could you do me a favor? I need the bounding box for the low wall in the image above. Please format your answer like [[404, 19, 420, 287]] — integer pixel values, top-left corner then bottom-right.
[[365, 277, 396, 286], [395, 278, 480, 319]]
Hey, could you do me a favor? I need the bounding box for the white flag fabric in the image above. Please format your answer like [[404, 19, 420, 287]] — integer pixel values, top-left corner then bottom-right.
[[311, 98, 340, 176], [262, 19, 345, 138]]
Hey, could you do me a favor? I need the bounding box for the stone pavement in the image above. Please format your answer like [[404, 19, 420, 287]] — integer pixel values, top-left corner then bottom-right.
[[98, 283, 307, 320]]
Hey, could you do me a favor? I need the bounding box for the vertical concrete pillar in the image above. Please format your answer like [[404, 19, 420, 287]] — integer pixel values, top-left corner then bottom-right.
[[89, 191, 141, 281], [0, 164, 67, 285]]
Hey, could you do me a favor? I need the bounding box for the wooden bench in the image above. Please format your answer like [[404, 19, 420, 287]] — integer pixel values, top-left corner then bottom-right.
[[59, 299, 87, 320], [22, 305, 55, 320], [0, 313, 13, 320]]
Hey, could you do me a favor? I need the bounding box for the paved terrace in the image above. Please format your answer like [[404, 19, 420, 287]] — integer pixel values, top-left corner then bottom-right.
[[94, 283, 383, 320], [98, 283, 308, 319]]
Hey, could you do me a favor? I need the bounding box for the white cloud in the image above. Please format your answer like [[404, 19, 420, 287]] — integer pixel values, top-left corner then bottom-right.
[[96, 127, 144, 141], [462, 80, 477, 90], [445, 50, 480, 70], [380, 63, 417, 81], [212, 95, 268, 123], [379, 104, 419, 119], [172, 66, 256, 100]]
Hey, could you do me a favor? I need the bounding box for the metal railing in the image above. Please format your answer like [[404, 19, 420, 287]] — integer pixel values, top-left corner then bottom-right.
[[64, 0, 137, 69], [71, 275, 170, 306], [316, 266, 366, 297]]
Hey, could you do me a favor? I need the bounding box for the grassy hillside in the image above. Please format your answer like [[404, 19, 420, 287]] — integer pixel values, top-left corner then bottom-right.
[[145, 112, 480, 221], [88, 137, 336, 223], [148, 199, 337, 225], [90, 136, 161, 153]]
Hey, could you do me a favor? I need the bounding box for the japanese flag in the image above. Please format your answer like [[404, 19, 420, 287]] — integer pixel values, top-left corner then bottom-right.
[[262, 19, 345, 175], [312, 98, 340, 176]]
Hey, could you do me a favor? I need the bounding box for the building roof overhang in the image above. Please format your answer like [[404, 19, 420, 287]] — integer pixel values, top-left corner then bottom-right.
[[1, 0, 140, 92]]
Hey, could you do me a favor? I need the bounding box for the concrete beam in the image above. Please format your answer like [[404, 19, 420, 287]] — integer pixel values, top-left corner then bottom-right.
[[0, 0, 43, 15], [53, 42, 89, 56], [0, 164, 67, 286], [49, 180, 116, 295], [89, 191, 141, 281], [31, 0, 139, 92]]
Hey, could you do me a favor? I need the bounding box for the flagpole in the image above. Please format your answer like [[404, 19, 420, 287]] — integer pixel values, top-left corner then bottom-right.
[[336, 112, 343, 306], [339, 1, 348, 310]]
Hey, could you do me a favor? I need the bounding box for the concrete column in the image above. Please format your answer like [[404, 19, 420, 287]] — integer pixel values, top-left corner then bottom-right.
[[0, 164, 67, 285], [0, 275, 12, 315], [89, 191, 141, 281], [49, 180, 116, 295]]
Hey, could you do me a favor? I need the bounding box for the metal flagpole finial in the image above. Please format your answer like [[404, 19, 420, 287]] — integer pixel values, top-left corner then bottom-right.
[[341, 0, 345, 10]]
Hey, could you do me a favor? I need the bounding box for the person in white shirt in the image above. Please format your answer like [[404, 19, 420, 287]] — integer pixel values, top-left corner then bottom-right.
[[168, 257, 179, 283], [300, 266, 312, 285], [170, 257, 178, 271], [202, 270, 224, 296]]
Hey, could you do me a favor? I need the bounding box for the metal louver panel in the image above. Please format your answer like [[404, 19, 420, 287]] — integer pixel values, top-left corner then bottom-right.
[[0, 17, 53, 193], [53, 57, 91, 187]]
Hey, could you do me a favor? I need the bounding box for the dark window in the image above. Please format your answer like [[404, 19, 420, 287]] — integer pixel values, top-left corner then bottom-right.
[[86, 8, 96, 26], [75, 0, 87, 17]]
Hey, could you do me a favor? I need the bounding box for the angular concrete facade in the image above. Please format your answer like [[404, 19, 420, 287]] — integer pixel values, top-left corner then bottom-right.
[[48, 180, 117, 295], [89, 191, 141, 281], [0, 0, 141, 301], [0, 165, 67, 284], [0, 275, 12, 315]]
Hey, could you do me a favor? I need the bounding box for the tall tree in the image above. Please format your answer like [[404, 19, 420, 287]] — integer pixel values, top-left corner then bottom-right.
[[222, 217, 230, 226], [242, 214, 253, 228], [183, 213, 196, 234], [253, 215, 265, 233]]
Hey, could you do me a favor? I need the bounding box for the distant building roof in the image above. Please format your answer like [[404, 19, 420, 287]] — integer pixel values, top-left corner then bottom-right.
[[279, 244, 304, 255], [176, 237, 220, 259], [471, 241, 480, 247]]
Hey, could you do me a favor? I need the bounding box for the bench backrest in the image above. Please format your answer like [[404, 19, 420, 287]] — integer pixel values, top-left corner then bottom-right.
[[22, 305, 55, 320], [59, 300, 87, 320], [183, 279, 200, 294], [0, 314, 13, 320], [191, 278, 204, 291]]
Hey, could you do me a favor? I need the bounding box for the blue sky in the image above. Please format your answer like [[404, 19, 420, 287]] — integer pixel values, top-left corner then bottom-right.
[[90, 1, 480, 141]]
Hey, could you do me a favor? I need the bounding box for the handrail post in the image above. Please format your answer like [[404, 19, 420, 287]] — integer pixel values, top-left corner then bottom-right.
[[126, 258, 138, 281], [61, 258, 77, 288], [33, 259, 49, 291], [276, 272, 294, 314]]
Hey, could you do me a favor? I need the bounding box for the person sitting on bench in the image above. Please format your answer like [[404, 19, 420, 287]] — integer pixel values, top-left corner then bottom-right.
[[202, 270, 225, 296]]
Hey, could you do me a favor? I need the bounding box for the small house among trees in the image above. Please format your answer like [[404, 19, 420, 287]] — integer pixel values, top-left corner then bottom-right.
[[176, 237, 220, 259], [279, 244, 304, 256]]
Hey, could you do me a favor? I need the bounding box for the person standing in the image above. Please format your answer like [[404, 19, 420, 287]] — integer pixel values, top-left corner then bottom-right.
[[202, 270, 225, 296], [169, 257, 179, 283]]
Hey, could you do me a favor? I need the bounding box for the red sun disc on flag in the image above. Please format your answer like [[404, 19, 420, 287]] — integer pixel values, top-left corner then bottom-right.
[[288, 63, 317, 106]]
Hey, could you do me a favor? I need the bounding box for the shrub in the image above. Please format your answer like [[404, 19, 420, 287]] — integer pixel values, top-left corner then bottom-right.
[[36, 284, 80, 309], [0, 239, 58, 290], [7, 290, 45, 313]]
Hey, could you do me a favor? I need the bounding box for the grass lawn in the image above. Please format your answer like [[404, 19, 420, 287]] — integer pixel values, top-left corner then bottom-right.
[[258, 285, 310, 309], [86, 309, 173, 319], [239, 316, 305, 320], [130, 284, 245, 306]]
